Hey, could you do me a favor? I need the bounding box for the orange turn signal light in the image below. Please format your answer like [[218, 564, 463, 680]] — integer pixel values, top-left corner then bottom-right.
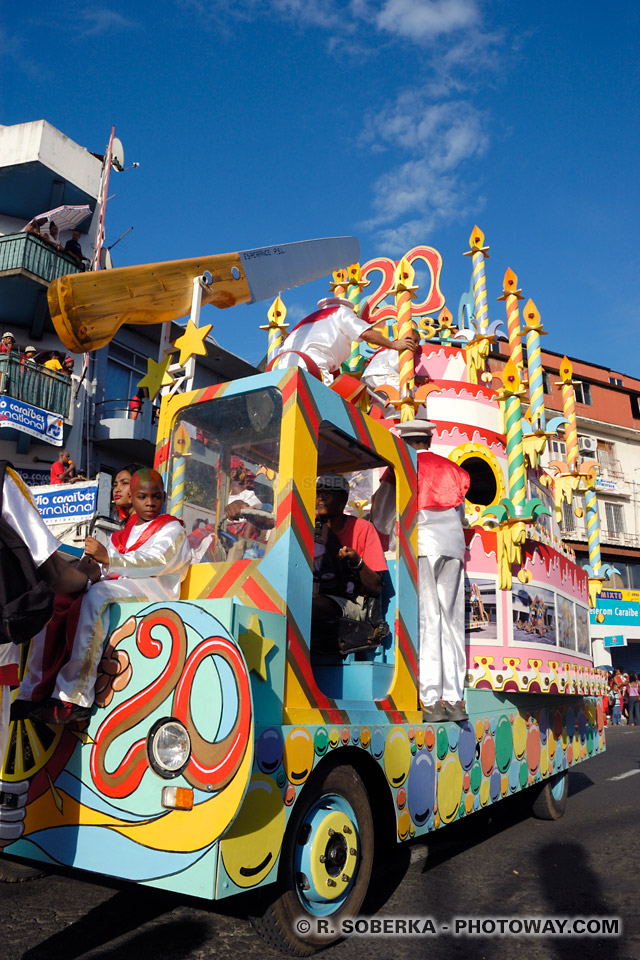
[[161, 786, 194, 811]]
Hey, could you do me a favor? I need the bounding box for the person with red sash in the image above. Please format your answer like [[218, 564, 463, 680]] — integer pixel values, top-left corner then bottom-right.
[[361, 328, 424, 415], [15, 469, 191, 724], [274, 297, 415, 385], [397, 420, 470, 722]]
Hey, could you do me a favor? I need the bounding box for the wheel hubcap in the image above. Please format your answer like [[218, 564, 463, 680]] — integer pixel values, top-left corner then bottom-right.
[[294, 795, 359, 915]]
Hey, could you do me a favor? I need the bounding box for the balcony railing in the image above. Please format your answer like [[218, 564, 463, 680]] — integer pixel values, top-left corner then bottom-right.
[[0, 233, 83, 284], [0, 356, 72, 418]]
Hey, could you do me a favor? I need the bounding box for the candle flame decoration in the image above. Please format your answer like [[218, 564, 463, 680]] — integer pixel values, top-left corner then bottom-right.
[[260, 296, 289, 365], [348, 262, 362, 283], [560, 356, 574, 382], [523, 298, 541, 329], [466, 226, 489, 255], [502, 358, 522, 393], [501, 267, 522, 297], [267, 296, 287, 324]]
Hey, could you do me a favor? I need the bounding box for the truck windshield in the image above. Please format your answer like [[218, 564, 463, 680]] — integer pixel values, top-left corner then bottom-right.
[[170, 387, 282, 562]]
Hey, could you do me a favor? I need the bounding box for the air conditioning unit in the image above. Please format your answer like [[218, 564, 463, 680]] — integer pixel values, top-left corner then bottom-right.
[[578, 437, 598, 454]]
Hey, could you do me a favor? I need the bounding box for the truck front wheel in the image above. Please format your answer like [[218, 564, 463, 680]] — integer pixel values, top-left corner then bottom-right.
[[252, 764, 374, 956]]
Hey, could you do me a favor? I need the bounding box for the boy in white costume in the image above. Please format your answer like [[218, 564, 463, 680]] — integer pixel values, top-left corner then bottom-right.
[[17, 469, 191, 724], [274, 297, 414, 385]]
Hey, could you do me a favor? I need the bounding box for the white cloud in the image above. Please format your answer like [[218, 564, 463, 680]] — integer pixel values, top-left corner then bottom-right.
[[375, 0, 479, 40], [77, 9, 136, 36], [360, 93, 489, 253]]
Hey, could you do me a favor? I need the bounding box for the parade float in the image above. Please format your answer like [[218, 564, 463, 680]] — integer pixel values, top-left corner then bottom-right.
[[0, 228, 607, 954]]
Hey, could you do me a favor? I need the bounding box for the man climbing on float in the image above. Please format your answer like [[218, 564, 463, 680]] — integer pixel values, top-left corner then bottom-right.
[[273, 297, 415, 384]]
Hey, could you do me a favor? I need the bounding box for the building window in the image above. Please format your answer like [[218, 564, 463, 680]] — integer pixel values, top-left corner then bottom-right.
[[542, 370, 551, 394], [550, 438, 566, 459], [561, 499, 576, 533], [106, 342, 149, 416], [574, 381, 592, 405], [604, 501, 625, 539], [631, 395, 640, 419], [597, 440, 617, 474], [609, 376, 623, 386]]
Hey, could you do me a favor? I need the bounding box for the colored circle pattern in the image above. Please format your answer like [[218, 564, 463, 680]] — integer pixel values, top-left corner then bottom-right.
[[240, 701, 602, 888]]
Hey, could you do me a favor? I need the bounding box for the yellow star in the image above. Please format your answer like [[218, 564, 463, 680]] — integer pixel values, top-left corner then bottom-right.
[[237, 613, 275, 682], [137, 355, 174, 401], [173, 319, 213, 367]]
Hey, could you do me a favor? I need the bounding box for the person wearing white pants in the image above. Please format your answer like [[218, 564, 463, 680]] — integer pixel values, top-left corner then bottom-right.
[[397, 420, 470, 723]]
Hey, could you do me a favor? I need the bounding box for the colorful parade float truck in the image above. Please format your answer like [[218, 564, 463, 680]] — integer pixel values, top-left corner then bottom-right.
[[0, 231, 608, 954]]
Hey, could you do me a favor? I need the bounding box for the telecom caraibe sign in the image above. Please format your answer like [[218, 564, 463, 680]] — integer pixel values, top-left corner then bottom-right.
[[590, 588, 640, 630]]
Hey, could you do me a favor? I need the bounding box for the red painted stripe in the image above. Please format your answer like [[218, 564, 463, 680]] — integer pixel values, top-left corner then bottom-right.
[[396, 613, 418, 677], [295, 374, 322, 436], [376, 698, 404, 723], [397, 523, 418, 583], [242, 576, 281, 614], [287, 623, 344, 724], [207, 560, 252, 597], [155, 441, 170, 468]]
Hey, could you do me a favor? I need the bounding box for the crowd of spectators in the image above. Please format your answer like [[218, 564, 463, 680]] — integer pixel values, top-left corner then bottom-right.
[[25, 219, 88, 269], [605, 666, 640, 726], [0, 333, 75, 376]]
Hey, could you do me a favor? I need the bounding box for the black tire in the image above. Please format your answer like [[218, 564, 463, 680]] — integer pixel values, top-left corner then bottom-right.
[[251, 764, 374, 956], [0, 857, 45, 883], [531, 770, 568, 820]]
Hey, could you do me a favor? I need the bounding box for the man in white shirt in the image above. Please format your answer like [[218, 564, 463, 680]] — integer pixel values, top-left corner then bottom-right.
[[274, 297, 415, 385]]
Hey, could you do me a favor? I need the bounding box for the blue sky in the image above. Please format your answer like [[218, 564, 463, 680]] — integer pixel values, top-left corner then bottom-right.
[[2, 0, 640, 373]]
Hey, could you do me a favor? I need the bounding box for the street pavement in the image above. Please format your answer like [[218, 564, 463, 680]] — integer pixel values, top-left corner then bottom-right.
[[1, 725, 638, 960]]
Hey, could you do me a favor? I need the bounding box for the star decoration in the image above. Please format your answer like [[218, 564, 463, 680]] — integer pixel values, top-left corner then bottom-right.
[[137, 355, 174, 401], [238, 613, 275, 682], [172, 319, 213, 367]]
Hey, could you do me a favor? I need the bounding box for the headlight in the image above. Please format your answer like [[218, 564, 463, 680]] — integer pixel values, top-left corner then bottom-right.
[[147, 718, 191, 779]]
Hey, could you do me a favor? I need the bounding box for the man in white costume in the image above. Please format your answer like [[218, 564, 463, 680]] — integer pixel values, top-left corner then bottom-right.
[[17, 469, 191, 724], [0, 467, 100, 763], [274, 297, 415, 385], [361, 328, 424, 416], [397, 420, 471, 723]]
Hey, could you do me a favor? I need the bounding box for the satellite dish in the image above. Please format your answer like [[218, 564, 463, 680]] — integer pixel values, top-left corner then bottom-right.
[[100, 247, 113, 270], [111, 138, 125, 172]]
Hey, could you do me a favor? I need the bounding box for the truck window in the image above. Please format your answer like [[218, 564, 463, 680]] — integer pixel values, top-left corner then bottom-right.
[[170, 387, 282, 562]]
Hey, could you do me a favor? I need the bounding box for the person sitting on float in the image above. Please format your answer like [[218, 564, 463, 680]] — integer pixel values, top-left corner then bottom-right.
[[311, 473, 387, 653], [15, 469, 191, 724]]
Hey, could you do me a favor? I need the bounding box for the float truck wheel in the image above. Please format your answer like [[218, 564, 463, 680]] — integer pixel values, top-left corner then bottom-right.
[[531, 770, 568, 820], [252, 764, 374, 956]]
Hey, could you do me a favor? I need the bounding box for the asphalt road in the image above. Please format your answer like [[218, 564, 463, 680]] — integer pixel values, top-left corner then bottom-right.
[[1, 726, 638, 960]]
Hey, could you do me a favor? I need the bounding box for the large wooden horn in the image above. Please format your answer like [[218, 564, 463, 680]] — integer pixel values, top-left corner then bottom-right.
[[48, 253, 251, 353]]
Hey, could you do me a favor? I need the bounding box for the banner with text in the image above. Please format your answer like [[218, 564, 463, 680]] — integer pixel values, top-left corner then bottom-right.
[[0, 397, 63, 446], [33, 481, 98, 526], [590, 588, 640, 632]]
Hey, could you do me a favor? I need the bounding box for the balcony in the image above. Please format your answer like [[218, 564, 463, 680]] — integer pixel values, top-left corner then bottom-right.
[[0, 232, 82, 286], [0, 355, 72, 418], [93, 398, 158, 459]]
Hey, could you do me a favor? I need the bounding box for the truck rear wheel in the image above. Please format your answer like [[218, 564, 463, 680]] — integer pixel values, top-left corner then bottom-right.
[[252, 764, 374, 956], [531, 770, 568, 820]]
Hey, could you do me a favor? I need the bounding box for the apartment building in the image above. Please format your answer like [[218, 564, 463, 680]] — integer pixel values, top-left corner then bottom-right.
[[0, 120, 255, 480]]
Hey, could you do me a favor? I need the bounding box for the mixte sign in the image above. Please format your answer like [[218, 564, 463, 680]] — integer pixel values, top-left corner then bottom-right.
[[33, 481, 98, 526], [0, 397, 63, 446]]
